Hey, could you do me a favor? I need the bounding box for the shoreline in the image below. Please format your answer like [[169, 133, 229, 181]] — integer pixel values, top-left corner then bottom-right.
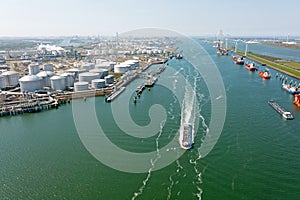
[[234, 50, 300, 80]]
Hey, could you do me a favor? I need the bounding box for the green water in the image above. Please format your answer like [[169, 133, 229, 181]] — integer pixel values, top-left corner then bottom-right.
[[1, 41, 300, 199]]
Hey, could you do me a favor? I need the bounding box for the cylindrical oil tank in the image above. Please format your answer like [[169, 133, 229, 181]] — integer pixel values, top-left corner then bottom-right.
[[28, 64, 40, 75], [66, 68, 87, 79], [79, 72, 100, 83], [89, 69, 108, 79], [74, 82, 89, 92], [81, 63, 95, 71], [91, 79, 105, 88], [36, 71, 55, 87], [43, 63, 54, 72], [104, 75, 114, 84], [114, 64, 130, 73], [50, 76, 66, 91], [19, 75, 42, 92], [0, 75, 6, 89], [60, 73, 75, 87], [2, 71, 19, 86], [95, 62, 110, 70]]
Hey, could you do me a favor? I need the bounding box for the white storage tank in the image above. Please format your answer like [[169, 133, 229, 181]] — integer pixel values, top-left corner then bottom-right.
[[91, 79, 105, 88], [43, 63, 54, 72], [66, 68, 87, 79], [36, 71, 55, 87], [114, 64, 130, 73], [81, 63, 95, 71], [74, 82, 89, 92], [50, 76, 66, 91], [60, 73, 75, 87], [95, 59, 107, 64], [19, 75, 42, 92], [0, 75, 6, 89], [124, 60, 139, 69], [89, 68, 108, 79], [28, 64, 40, 75], [79, 72, 100, 83], [104, 75, 114, 84], [2, 71, 19, 86]]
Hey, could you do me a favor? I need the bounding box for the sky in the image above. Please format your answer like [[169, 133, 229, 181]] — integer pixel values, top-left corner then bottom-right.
[[1, 0, 300, 37]]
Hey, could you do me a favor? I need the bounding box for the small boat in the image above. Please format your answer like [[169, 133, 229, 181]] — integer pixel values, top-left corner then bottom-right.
[[245, 63, 257, 71], [179, 123, 194, 150], [232, 56, 245, 65], [282, 83, 300, 94], [259, 69, 271, 79], [268, 100, 294, 120], [294, 94, 300, 108]]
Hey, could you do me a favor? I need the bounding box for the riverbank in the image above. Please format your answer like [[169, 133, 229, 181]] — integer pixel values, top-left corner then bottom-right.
[[235, 50, 300, 80]]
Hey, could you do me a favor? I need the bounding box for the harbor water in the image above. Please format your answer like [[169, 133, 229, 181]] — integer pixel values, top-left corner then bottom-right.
[[1, 41, 300, 199]]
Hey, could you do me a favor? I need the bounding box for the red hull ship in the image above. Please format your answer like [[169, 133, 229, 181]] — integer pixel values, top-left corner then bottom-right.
[[294, 94, 300, 108], [232, 56, 245, 65], [259, 70, 271, 79], [245, 63, 257, 71]]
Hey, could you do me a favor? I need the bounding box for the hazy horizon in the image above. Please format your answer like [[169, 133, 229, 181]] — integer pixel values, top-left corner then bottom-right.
[[1, 0, 299, 37]]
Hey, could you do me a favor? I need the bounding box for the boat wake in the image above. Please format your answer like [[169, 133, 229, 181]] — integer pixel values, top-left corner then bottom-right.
[[131, 120, 166, 200]]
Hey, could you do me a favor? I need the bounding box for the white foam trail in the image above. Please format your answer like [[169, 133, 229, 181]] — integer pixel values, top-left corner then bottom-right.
[[167, 175, 174, 200], [131, 120, 166, 200]]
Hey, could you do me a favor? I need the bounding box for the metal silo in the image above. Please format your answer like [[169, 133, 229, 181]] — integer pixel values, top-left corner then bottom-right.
[[50, 76, 66, 91], [81, 63, 95, 71], [19, 75, 42, 92], [89, 68, 108, 79], [0, 75, 6, 89], [60, 73, 75, 87], [91, 79, 105, 88], [2, 71, 19, 86], [36, 71, 55, 87], [104, 75, 114, 84], [74, 82, 89, 92], [28, 64, 40, 75], [43, 63, 54, 72], [79, 72, 100, 83]]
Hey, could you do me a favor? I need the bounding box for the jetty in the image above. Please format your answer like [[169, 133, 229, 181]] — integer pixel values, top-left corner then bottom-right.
[[105, 87, 126, 102]]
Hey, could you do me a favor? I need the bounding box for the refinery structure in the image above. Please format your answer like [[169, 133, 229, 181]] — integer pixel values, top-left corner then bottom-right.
[[0, 36, 177, 116]]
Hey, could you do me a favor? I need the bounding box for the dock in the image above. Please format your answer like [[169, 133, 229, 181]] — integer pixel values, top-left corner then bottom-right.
[[105, 87, 126, 102]]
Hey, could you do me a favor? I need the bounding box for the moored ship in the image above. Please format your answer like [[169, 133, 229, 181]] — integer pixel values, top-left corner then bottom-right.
[[259, 69, 271, 79], [282, 83, 300, 94], [245, 63, 257, 71], [232, 56, 245, 65], [294, 94, 300, 108], [180, 123, 194, 150]]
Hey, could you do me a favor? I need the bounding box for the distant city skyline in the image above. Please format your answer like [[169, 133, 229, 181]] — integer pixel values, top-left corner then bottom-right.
[[1, 0, 300, 37]]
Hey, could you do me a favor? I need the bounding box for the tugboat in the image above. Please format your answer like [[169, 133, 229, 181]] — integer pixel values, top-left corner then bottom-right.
[[294, 94, 300, 108], [232, 56, 245, 65], [282, 83, 300, 94], [259, 69, 271, 79], [268, 100, 294, 120], [179, 123, 194, 150], [245, 63, 257, 71]]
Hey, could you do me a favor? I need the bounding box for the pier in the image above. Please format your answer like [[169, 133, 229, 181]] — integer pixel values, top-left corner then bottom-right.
[[105, 87, 126, 102]]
